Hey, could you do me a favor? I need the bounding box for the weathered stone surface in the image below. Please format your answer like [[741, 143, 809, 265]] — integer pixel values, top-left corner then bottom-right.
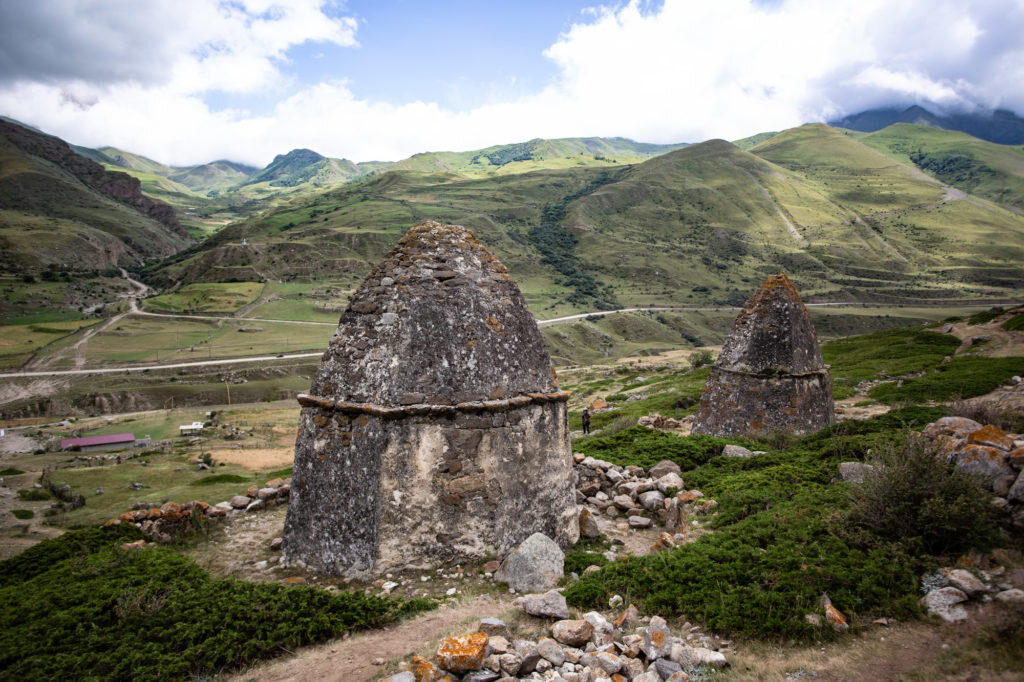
[[995, 588, 1024, 603], [655, 658, 684, 679], [721, 444, 754, 458], [477, 617, 509, 638], [838, 462, 875, 483], [968, 425, 1014, 451], [579, 507, 602, 538], [641, 618, 672, 660], [825, 604, 849, 632], [496, 532, 564, 593], [640, 490, 666, 510], [922, 416, 983, 440], [1009, 470, 1024, 503], [551, 619, 594, 647], [513, 640, 542, 675], [283, 222, 578, 576], [229, 495, 251, 509], [955, 444, 1014, 487], [649, 460, 681, 478], [436, 633, 488, 672], [629, 515, 653, 528], [536, 637, 567, 665], [921, 587, 969, 622], [656, 472, 684, 494], [521, 590, 571, 619], [692, 273, 834, 437], [941, 568, 988, 597]]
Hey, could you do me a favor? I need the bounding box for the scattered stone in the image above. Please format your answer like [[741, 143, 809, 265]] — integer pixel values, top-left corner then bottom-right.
[[513, 640, 541, 675], [614, 604, 641, 628], [968, 425, 1014, 451], [270, 537, 283, 551], [613, 494, 636, 510], [941, 568, 988, 597], [551, 619, 594, 647], [995, 588, 1024, 603], [641, 617, 672, 660], [655, 658, 684, 679], [838, 461, 875, 483], [639, 490, 665, 511], [649, 460, 682, 479], [628, 515, 653, 529], [536, 637, 567, 665], [825, 604, 849, 632], [721, 444, 754, 458], [521, 590, 571, 619], [608, 594, 624, 609], [436, 633, 489, 673], [229, 495, 251, 509], [921, 587, 969, 622], [496, 533, 565, 593], [384, 672, 415, 682], [579, 507, 601, 538], [655, 472, 685, 494], [477, 617, 509, 638]]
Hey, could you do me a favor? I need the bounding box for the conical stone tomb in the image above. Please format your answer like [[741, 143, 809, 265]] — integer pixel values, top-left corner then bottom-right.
[[283, 221, 578, 577], [691, 272, 835, 437]]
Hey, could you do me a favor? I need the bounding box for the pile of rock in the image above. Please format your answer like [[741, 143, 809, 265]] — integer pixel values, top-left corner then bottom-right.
[[919, 416, 1024, 526], [104, 476, 291, 541], [574, 456, 715, 536], [635, 414, 693, 431], [386, 610, 728, 682], [920, 566, 1024, 622]]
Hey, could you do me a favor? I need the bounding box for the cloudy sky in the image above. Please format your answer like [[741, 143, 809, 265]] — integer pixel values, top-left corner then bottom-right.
[[1, 0, 1021, 167]]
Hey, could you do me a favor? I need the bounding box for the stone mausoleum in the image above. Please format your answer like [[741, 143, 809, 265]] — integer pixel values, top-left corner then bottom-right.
[[283, 221, 578, 577], [691, 272, 835, 437]]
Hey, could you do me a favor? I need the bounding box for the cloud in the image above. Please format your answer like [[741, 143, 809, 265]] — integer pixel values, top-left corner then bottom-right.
[[0, 0, 1021, 166]]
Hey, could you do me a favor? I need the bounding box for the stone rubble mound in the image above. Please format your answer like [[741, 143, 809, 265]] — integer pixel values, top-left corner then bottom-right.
[[572, 454, 716, 549], [919, 565, 1024, 622], [385, 611, 729, 681], [919, 416, 1024, 526]]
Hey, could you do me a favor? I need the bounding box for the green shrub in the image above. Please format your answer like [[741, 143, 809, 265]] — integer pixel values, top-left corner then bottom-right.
[[16, 489, 49, 501], [264, 467, 294, 480], [847, 433, 998, 555], [868, 356, 1024, 404], [0, 468, 24, 476], [689, 349, 714, 369], [189, 474, 250, 486], [564, 409, 950, 639], [967, 308, 1002, 325], [1002, 314, 1024, 332], [0, 527, 434, 680], [11, 510, 34, 520]]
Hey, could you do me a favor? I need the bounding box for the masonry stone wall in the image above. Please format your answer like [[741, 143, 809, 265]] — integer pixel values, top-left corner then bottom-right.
[[692, 272, 835, 437]]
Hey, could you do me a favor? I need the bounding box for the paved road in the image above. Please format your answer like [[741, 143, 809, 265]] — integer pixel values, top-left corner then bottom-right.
[[0, 352, 325, 378]]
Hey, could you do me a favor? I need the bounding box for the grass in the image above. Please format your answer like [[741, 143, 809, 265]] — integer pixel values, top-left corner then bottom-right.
[[0, 526, 434, 681], [0, 318, 98, 368], [563, 407, 953, 640], [10, 510, 33, 520], [868, 356, 1024, 404], [823, 327, 961, 397], [143, 282, 264, 314]]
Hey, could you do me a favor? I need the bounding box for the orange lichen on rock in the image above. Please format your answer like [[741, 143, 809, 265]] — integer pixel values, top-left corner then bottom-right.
[[967, 424, 1013, 451], [825, 604, 849, 632], [410, 654, 444, 681], [436, 633, 489, 672]]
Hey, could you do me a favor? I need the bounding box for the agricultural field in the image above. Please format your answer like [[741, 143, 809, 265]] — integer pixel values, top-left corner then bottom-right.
[[142, 282, 264, 314]]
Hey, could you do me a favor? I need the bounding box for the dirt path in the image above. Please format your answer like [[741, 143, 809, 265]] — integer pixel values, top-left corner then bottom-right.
[[230, 596, 517, 682]]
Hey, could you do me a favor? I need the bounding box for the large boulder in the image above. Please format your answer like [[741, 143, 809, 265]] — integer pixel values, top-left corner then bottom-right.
[[496, 532, 565, 593]]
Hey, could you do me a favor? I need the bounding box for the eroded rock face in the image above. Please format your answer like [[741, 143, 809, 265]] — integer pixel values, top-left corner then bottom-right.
[[692, 273, 835, 437], [283, 221, 578, 576]]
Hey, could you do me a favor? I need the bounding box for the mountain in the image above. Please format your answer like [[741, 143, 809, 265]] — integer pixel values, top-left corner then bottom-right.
[[146, 123, 1024, 313], [0, 119, 189, 272], [857, 123, 1024, 213], [168, 160, 258, 194], [242, 148, 364, 188], [830, 105, 1024, 145], [384, 137, 687, 176]]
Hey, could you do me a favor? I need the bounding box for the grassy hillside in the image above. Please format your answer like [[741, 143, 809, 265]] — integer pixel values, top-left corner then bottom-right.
[[858, 123, 1024, 212], [145, 125, 1024, 316], [0, 135, 189, 273]]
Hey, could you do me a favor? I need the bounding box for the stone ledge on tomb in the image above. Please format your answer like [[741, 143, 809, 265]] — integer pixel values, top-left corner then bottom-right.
[[296, 390, 571, 417]]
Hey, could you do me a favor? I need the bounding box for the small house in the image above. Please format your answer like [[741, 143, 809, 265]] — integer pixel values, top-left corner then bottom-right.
[[179, 422, 205, 436]]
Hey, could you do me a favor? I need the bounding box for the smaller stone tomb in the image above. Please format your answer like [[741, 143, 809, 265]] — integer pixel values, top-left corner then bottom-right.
[[283, 221, 578, 577], [692, 272, 835, 437]]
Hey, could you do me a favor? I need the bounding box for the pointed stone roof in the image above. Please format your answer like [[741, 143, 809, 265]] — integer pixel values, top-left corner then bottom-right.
[[309, 221, 557, 405], [715, 272, 824, 374]]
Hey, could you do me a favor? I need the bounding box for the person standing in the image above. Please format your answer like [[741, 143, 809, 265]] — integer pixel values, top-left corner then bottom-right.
[[581, 408, 591, 435]]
